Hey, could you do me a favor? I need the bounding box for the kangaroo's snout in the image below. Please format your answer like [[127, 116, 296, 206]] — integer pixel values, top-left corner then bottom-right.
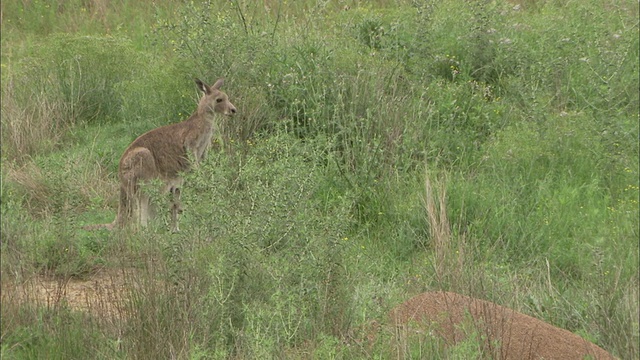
[[225, 104, 237, 116]]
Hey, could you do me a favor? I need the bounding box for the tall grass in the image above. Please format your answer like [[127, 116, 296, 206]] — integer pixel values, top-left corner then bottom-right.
[[1, 0, 638, 358]]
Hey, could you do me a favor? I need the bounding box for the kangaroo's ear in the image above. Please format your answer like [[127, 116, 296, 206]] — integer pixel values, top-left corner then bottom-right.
[[195, 78, 211, 94], [212, 78, 224, 90]]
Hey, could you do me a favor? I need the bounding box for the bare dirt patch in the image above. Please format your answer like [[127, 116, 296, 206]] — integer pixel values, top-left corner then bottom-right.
[[388, 291, 615, 360], [4, 267, 136, 319]]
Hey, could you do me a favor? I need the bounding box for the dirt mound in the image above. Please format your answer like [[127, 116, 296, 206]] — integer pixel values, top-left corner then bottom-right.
[[388, 291, 615, 360]]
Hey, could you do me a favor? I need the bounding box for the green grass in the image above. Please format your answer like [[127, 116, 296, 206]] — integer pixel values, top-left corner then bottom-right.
[[1, 0, 638, 358]]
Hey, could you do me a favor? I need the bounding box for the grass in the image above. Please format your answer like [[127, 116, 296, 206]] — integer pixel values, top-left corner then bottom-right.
[[1, 0, 638, 358]]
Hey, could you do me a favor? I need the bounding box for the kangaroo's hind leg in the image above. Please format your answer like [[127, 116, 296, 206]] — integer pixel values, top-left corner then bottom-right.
[[170, 187, 182, 233], [165, 178, 184, 233], [119, 147, 158, 229], [137, 192, 153, 228]]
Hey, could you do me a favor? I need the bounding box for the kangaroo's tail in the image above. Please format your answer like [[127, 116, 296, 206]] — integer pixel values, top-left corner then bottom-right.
[[82, 222, 115, 231], [83, 147, 151, 231], [82, 183, 133, 231]]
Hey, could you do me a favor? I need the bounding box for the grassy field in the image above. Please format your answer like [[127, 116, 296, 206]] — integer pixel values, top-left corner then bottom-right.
[[1, 0, 638, 358]]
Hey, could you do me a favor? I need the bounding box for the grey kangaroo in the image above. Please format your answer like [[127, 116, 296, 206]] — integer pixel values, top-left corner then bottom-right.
[[85, 78, 237, 232]]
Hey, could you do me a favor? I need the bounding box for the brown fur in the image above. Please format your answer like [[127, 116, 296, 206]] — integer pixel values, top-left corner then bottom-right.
[[84, 78, 236, 232]]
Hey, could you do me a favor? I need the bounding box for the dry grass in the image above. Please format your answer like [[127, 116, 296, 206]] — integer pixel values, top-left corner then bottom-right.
[[3, 162, 53, 216], [3, 157, 117, 218], [1, 78, 70, 163], [2, 267, 135, 321], [423, 170, 469, 291]]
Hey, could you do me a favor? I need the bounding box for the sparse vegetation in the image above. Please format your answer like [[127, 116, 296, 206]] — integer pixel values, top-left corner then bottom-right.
[[1, 0, 638, 358]]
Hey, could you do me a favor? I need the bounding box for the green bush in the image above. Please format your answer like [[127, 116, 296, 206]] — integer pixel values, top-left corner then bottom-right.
[[14, 34, 141, 124], [121, 132, 355, 356], [446, 112, 633, 281], [1, 34, 145, 161]]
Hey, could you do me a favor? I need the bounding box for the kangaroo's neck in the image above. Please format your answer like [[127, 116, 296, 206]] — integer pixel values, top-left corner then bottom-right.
[[188, 110, 216, 125]]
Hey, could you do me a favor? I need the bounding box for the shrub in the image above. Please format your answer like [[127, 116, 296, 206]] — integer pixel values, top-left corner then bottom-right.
[[1, 34, 143, 161], [119, 132, 355, 356]]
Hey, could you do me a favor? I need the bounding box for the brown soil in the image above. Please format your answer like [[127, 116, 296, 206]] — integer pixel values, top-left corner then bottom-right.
[[5, 268, 135, 319], [388, 291, 615, 360]]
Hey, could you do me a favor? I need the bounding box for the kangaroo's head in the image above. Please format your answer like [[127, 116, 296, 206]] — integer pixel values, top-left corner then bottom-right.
[[195, 78, 237, 117]]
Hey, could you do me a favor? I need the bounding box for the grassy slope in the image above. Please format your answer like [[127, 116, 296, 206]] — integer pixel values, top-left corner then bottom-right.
[[1, 0, 638, 358]]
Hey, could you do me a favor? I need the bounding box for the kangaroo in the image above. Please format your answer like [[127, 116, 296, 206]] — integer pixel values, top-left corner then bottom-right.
[[85, 78, 237, 232]]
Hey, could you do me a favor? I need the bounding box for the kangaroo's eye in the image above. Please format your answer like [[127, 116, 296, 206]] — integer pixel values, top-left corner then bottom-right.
[[216, 98, 223, 103]]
